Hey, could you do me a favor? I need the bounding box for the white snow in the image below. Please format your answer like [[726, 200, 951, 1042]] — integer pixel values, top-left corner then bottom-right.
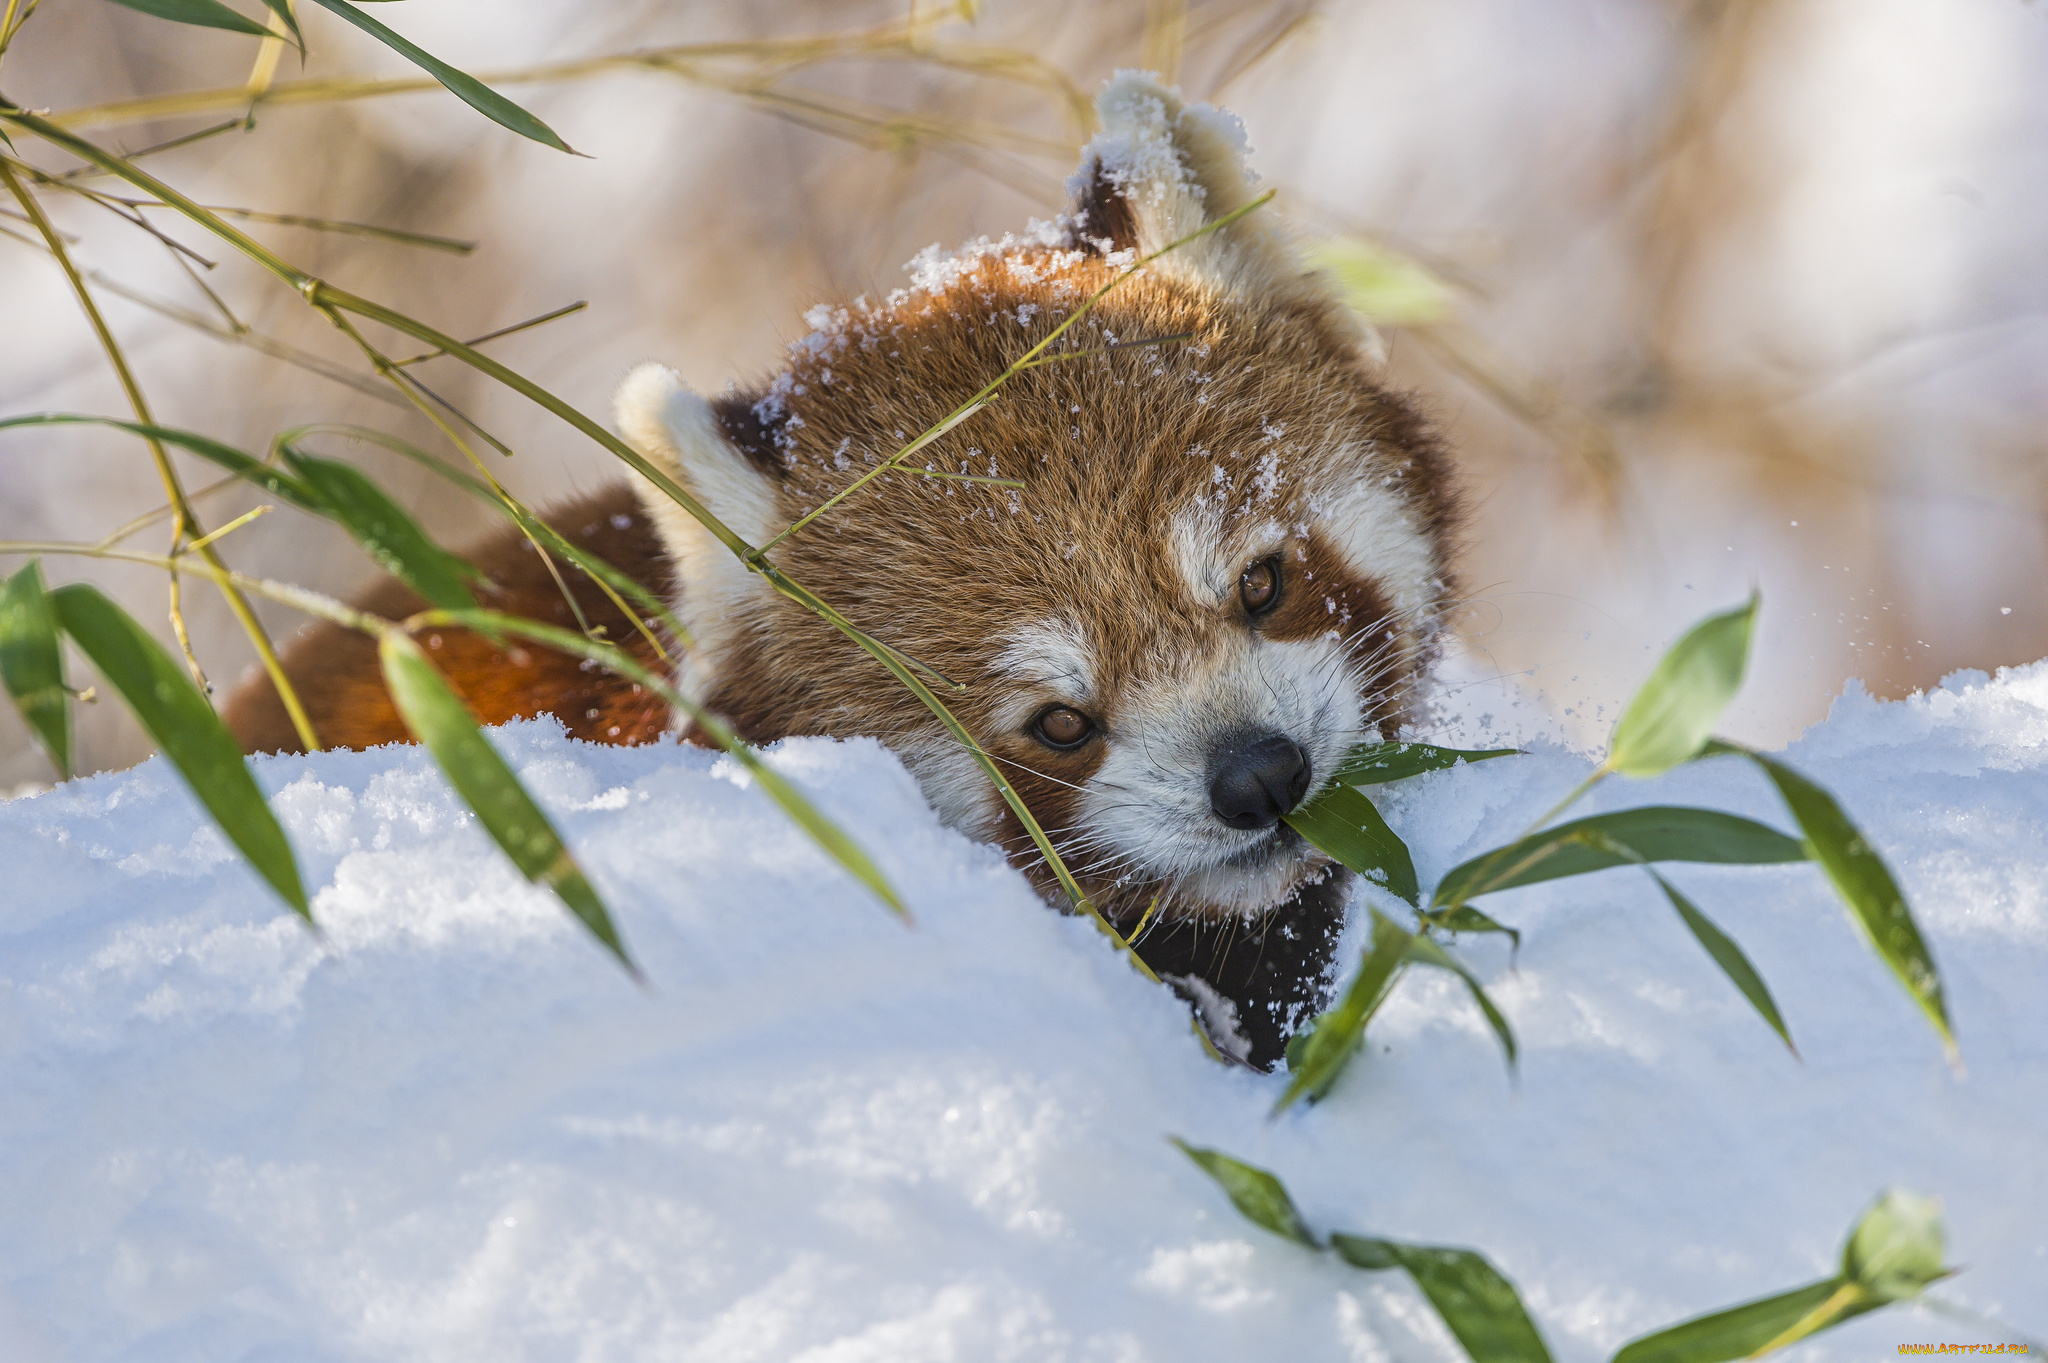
[[2, 664, 2045, 1361]]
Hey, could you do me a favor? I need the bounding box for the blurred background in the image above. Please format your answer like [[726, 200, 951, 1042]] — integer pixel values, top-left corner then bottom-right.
[[3, 0, 2045, 787]]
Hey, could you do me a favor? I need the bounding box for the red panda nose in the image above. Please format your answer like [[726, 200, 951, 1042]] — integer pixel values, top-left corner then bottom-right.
[[1208, 734, 1312, 830]]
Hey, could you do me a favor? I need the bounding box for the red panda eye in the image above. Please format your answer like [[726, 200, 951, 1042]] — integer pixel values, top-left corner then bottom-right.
[[1031, 705, 1093, 749], [1240, 558, 1280, 615]]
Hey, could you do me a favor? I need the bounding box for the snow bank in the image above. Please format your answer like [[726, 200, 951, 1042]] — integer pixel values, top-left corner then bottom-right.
[[1, 664, 2044, 1361]]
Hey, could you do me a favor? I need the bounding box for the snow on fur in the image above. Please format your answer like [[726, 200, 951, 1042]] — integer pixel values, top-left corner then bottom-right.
[[1, 665, 2044, 1360]]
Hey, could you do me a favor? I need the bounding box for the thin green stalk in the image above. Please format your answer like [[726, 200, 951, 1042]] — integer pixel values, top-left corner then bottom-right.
[[182, 504, 272, 553], [762, 189, 1277, 551], [0, 156, 322, 751], [1526, 767, 1606, 838], [319, 308, 596, 639], [241, 0, 294, 107], [0, 0, 38, 69], [905, 468, 1024, 488], [1011, 330, 1195, 369], [45, 26, 1091, 138], [389, 301, 588, 365], [1433, 767, 1609, 914], [96, 470, 251, 549], [4, 539, 394, 640], [53, 122, 242, 180]]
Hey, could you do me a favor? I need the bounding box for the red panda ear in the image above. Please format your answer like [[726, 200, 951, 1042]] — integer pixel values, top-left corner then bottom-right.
[[1064, 71, 1301, 298], [614, 362, 779, 562]]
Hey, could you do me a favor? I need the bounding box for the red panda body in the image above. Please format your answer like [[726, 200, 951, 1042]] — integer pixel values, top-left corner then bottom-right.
[[225, 74, 1461, 1068], [225, 484, 676, 754]]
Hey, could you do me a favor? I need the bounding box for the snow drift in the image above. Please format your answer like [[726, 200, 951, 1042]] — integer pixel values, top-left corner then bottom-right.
[[1, 663, 2043, 1361]]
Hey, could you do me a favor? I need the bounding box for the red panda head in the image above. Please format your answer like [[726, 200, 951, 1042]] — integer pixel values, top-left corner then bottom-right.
[[618, 72, 1459, 936]]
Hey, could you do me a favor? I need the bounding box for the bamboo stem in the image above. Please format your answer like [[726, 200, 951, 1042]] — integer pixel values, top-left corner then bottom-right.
[[0, 157, 324, 751]]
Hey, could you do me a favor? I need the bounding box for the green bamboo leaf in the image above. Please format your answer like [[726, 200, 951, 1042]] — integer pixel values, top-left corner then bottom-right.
[[300, 0, 578, 153], [378, 632, 633, 970], [1405, 933, 1517, 1071], [0, 562, 73, 777], [1284, 783, 1418, 904], [1329, 1235, 1555, 1363], [1304, 238, 1456, 327], [1273, 910, 1412, 1115], [1614, 1189, 1947, 1363], [1331, 741, 1522, 787], [1649, 868, 1795, 1055], [419, 608, 907, 920], [255, 0, 303, 51], [1434, 806, 1807, 908], [1842, 1190, 1947, 1302], [1611, 1278, 1877, 1363], [1702, 740, 1953, 1056], [0, 414, 322, 510], [1608, 593, 1759, 778], [1419, 903, 1522, 951], [49, 584, 307, 918], [1169, 1138, 1320, 1248], [279, 449, 481, 612], [101, 0, 273, 38], [279, 426, 689, 647]]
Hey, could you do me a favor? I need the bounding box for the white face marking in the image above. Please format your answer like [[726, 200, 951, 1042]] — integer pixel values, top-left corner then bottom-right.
[[895, 736, 1003, 841], [617, 363, 779, 709], [988, 618, 1097, 732], [1311, 450, 1441, 650], [1077, 632, 1371, 917], [1168, 505, 1286, 610]]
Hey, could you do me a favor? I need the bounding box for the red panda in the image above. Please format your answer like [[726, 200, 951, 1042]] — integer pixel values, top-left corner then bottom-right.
[[225, 73, 1460, 1068]]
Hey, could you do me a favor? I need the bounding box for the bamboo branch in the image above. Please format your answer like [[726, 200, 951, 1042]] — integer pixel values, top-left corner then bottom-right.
[[0, 156, 324, 751]]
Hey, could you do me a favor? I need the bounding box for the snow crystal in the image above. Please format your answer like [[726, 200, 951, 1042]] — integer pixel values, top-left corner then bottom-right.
[[2, 662, 2045, 1358], [899, 218, 1077, 302]]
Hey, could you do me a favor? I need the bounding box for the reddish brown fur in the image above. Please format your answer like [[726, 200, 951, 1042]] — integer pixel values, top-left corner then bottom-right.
[[225, 486, 676, 753]]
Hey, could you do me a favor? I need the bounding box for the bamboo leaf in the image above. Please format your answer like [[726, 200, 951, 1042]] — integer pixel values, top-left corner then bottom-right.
[[279, 449, 481, 611], [1405, 933, 1517, 1071], [1331, 740, 1521, 787], [1329, 1235, 1555, 1363], [1434, 806, 1807, 908], [1273, 910, 1412, 1115], [377, 632, 632, 970], [1284, 783, 1419, 905], [299, 0, 578, 153], [1611, 1278, 1876, 1363], [255, 0, 304, 52], [418, 608, 907, 920], [1650, 868, 1795, 1055], [1841, 1189, 1947, 1302], [279, 425, 689, 647], [1607, 594, 1759, 778], [0, 414, 322, 510], [1420, 903, 1522, 952], [1304, 238, 1456, 327], [102, 0, 273, 38], [1702, 740, 1952, 1055], [1614, 1189, 1945, 1363], [49, 584, 307, 918], [0, 561, 73, 777], [1170, 1138, 1320, 1248]]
